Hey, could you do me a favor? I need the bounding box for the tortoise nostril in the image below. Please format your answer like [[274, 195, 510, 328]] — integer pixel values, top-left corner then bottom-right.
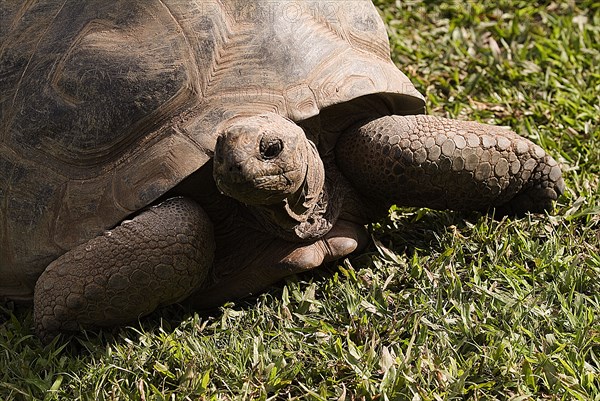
[[260, 138, 283, 160]]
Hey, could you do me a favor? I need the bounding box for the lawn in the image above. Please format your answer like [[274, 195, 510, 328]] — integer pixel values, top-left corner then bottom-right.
[[1, 0, 599, 400]]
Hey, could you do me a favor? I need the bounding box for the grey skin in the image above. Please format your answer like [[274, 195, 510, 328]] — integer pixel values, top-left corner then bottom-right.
[[0, 0, 564, 341]]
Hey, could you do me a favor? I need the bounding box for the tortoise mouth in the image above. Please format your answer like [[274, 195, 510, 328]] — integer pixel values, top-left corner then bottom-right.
[[215, 168, 305, 206]]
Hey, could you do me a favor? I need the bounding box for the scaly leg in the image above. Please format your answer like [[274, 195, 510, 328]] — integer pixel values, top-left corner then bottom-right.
[[34, 197, 214, 341], [336, 115, 564, 215]]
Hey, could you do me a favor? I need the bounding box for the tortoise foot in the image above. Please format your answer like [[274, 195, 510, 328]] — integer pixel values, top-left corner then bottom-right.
[[187, 219, 368, 309]]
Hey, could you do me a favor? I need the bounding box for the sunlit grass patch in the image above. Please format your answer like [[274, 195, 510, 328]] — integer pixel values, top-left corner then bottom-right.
[[2, 1, 599, 400]]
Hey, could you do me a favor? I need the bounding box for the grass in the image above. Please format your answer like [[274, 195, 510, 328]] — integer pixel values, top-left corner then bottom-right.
[[1, 0, 599, 399]]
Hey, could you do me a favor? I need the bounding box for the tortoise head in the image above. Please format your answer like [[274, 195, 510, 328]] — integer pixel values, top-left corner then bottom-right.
[[213, 113, 333, 241]]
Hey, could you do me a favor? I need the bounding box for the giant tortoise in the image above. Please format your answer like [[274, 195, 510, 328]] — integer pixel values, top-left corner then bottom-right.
[[0, 0, 564, 340]]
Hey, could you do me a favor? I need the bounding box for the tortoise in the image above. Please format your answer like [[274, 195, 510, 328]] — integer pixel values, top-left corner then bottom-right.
[[0, 0, 564, 340]]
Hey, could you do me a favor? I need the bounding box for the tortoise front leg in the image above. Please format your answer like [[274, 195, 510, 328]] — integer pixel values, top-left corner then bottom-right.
[[336, 115, 564, 215], [34, 197, 214, 342]]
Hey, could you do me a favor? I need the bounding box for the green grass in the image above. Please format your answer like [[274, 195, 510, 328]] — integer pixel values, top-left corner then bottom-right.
[[2, 1, 599, 399]]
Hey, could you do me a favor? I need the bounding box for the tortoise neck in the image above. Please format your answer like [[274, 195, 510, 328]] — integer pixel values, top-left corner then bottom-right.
[[248, 141, 343, 242]]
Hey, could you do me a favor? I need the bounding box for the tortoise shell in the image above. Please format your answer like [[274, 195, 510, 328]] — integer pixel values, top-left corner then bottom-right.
[[0, 0, 424, 299]]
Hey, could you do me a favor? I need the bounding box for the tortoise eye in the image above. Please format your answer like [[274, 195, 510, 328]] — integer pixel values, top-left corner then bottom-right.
[[260, 138, 283, 160]]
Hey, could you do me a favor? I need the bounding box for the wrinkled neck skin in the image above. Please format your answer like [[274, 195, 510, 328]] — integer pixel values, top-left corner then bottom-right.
[[248, 140, 346, 242]]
